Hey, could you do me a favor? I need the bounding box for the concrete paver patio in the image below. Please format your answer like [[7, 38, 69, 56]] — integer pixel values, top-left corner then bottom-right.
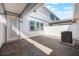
[[0, 36, 79, 56]]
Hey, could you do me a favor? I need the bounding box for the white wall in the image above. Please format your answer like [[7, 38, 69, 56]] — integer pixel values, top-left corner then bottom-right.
[[74, 4, 79, 24], [44, 25, 69, 39], [44, 24, 79, 40], [68, 24, 79, 40], [0, 15, 5, 48], [0, 4, 5, 47]]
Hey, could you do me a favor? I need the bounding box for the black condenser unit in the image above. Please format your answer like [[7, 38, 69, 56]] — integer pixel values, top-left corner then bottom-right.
[[61, 31, 72, 43]]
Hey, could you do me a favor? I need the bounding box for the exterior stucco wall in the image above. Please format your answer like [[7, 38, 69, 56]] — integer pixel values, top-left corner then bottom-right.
[[0, 4, 5, 47], [0, 15, 5, 47], [29, 6, 52, 22], [74, 4, 79, 23], [20, 16, 48, 38], [20, 6, 50, 38]]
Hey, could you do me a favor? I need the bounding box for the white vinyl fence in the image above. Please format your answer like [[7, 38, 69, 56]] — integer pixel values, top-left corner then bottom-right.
[[44, 24, 79, 40]]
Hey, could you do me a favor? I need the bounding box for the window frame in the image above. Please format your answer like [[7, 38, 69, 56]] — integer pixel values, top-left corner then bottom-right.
[[29, 21, 44, 31], [29, 21, 35, 31], [40, 23, 43, 30]]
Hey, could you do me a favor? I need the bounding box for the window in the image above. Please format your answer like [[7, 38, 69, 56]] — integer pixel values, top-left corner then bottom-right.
[[56, 17, 60, 20], [30, 21, 35, 26], [50, 14, 55, 20], [50, 14, 60, 21], [30, 21, 44, 31], [36, 22, 40, 30], [40, 23, 43, 30], [30, 21, 35, 31]]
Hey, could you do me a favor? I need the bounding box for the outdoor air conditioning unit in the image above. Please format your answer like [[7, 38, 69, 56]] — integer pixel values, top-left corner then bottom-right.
[[61, 31, 72, 43]]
